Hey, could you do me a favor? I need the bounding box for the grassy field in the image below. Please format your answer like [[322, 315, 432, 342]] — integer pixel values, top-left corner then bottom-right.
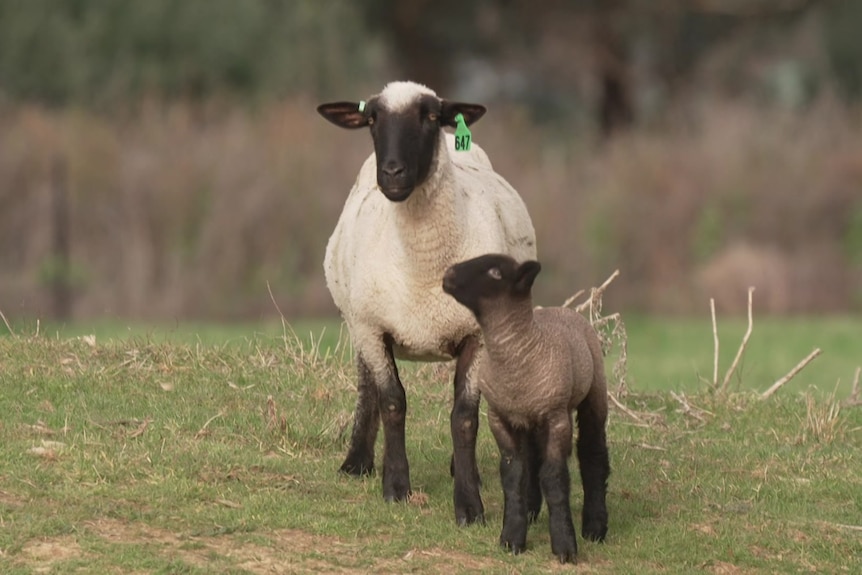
[[1, 316, 860, 573]]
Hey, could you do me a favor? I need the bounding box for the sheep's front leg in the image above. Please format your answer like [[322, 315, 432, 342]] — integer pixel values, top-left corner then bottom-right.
[[378, 335, 411, 501], [488, 410, 528, 554], [340, 354, 380, 476], [540, 411, 578, 564], [451, 335, 484, 525]]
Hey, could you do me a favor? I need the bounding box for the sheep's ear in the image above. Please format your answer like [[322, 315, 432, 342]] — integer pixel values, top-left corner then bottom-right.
[[513, 260, 541, 296], [317, 102, 370, 129], [440, 101, 487, 127]]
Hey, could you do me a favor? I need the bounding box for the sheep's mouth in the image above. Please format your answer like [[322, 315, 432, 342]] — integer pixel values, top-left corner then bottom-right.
[[379, 185, 415, 202]]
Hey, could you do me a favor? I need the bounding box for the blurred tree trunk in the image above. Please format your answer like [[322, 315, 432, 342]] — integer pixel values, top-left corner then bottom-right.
[[593, 0, 633, 136], [379, 0, 453, 91], [50, 157, 72, 320]]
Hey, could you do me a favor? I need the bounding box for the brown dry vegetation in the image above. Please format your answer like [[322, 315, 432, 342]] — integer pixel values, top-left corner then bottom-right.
[[1, 96, 861, 320]]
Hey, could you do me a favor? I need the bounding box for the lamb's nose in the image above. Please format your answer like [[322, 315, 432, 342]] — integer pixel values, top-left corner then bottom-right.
[[442, 268, 456, 290]]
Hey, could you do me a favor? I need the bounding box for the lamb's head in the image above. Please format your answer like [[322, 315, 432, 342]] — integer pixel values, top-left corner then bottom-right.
[[317, 81, 486, 202], [443, 254, 542, 317]]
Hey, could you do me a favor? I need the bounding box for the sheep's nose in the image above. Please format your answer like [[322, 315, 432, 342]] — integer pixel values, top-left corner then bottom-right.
[[382, 163, 405, 177]]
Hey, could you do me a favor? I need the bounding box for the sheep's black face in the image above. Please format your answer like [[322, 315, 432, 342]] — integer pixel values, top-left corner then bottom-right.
[[369, 95, 441, 202], [317, 83, 487, 203], [443, 254, 542, 316]]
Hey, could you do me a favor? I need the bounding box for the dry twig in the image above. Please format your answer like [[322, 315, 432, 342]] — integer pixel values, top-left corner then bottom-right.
[[670, 391, 713, 423], [760, 348, 822, 400], [719, 287, 755, 393], [266, 280, 291, 354], [608, 392, 646, 425], [843, 367, 861, 407], [572, 269, 620, 316], [195, 412, 223, 439], [561, 289, 586, 309], [0, 308, 16, 338], [128, 417, 152, 439], [710, 298, 719, 388]]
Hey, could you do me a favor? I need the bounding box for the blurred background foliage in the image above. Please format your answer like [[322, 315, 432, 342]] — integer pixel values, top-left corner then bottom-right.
[[0, 0, 860, 320]]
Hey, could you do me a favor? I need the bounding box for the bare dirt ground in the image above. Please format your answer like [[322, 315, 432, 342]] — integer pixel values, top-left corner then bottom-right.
[[14, 518, 518, 574]]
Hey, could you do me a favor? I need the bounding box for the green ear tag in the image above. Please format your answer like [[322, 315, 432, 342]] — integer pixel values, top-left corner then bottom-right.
[[454, 113, 472, 152], [358, 100, 366, 112]]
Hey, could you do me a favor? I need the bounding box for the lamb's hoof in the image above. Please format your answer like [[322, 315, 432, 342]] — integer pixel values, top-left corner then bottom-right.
[[551, 538, 578, 564], [456, 510, 485, 527], [454, 489, 485, 526], [500, 539, 526, 556], [582, 521, 608, 543], [383, 491, 410, 503], [382, 481, 411, 503], [339, 460, 374, 477]]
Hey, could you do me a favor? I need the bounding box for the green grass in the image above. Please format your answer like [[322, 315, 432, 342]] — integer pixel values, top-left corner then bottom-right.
[[1, 316, 860, 573]]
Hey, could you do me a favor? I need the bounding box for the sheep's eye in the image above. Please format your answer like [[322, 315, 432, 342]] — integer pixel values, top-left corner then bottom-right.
[[488, 268, 502, 280], [427, 112, 438, 122], [367, 116, 375, 126]]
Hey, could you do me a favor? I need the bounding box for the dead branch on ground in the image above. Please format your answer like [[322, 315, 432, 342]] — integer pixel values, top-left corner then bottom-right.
[[195, 412, 224, 439], [760, 348, 822, 400], [0, 308, 16, 338], [718, 287, 755, 393], [843, 367, 861, 407], [670, 391, 713, 423], [710, 299, 719, 387]]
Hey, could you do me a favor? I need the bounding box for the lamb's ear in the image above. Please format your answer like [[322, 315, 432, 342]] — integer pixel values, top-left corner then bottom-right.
[[317, 101, 370, 129], [513, 260, 542, 296], [440, 101, 487, 127]]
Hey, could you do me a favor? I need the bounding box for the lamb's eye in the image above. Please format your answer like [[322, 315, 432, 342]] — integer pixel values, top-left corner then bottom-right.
[[488, 268, 502, 280], [367, 116, 375, 126], [427, 112, 438, 122]]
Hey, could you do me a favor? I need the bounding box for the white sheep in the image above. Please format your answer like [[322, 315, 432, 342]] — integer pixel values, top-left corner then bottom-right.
[[317, 81, 537, 525], [442, 253, 610, 563]]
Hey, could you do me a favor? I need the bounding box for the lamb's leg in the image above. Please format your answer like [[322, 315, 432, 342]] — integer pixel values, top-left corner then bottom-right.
[[378, 335, 411, 502], [577, 386, 610, 542], [523, 431, 543, 523], [450, 335, 484, 525], [488, 410, 528, 554], [540, 411, 578, 564], [340, 354, 380, 476]]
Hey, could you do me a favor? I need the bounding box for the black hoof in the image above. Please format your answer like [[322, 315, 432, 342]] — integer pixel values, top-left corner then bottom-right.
[[456, 511, 485, 527], [551, 538, 578, 564], [382, 482, 411, 503], [501, 540, 526, 556], [339, 460, 374, 476], [582, 521, 608, 543], [383, 492, 410, 503]]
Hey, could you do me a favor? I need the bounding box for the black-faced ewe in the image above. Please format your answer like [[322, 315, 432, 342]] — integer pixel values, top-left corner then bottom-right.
[[442, 254, 610, 563], [317, 81, 536, 525]]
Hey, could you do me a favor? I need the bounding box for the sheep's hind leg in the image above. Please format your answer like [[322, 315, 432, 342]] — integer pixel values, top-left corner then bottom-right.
[[523, 431, 544, 523], [540, 412, 578, 564], [489, 411, 528, 554], [577, 390, 610, 542], [378, 335, 411, 502], [340, 354, 380, 476], [451, 335, 484, 525]]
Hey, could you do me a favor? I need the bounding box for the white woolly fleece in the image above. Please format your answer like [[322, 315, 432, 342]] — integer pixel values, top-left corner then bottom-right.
[[325, 127, 537, 379], [379, 81, 436, 112]]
